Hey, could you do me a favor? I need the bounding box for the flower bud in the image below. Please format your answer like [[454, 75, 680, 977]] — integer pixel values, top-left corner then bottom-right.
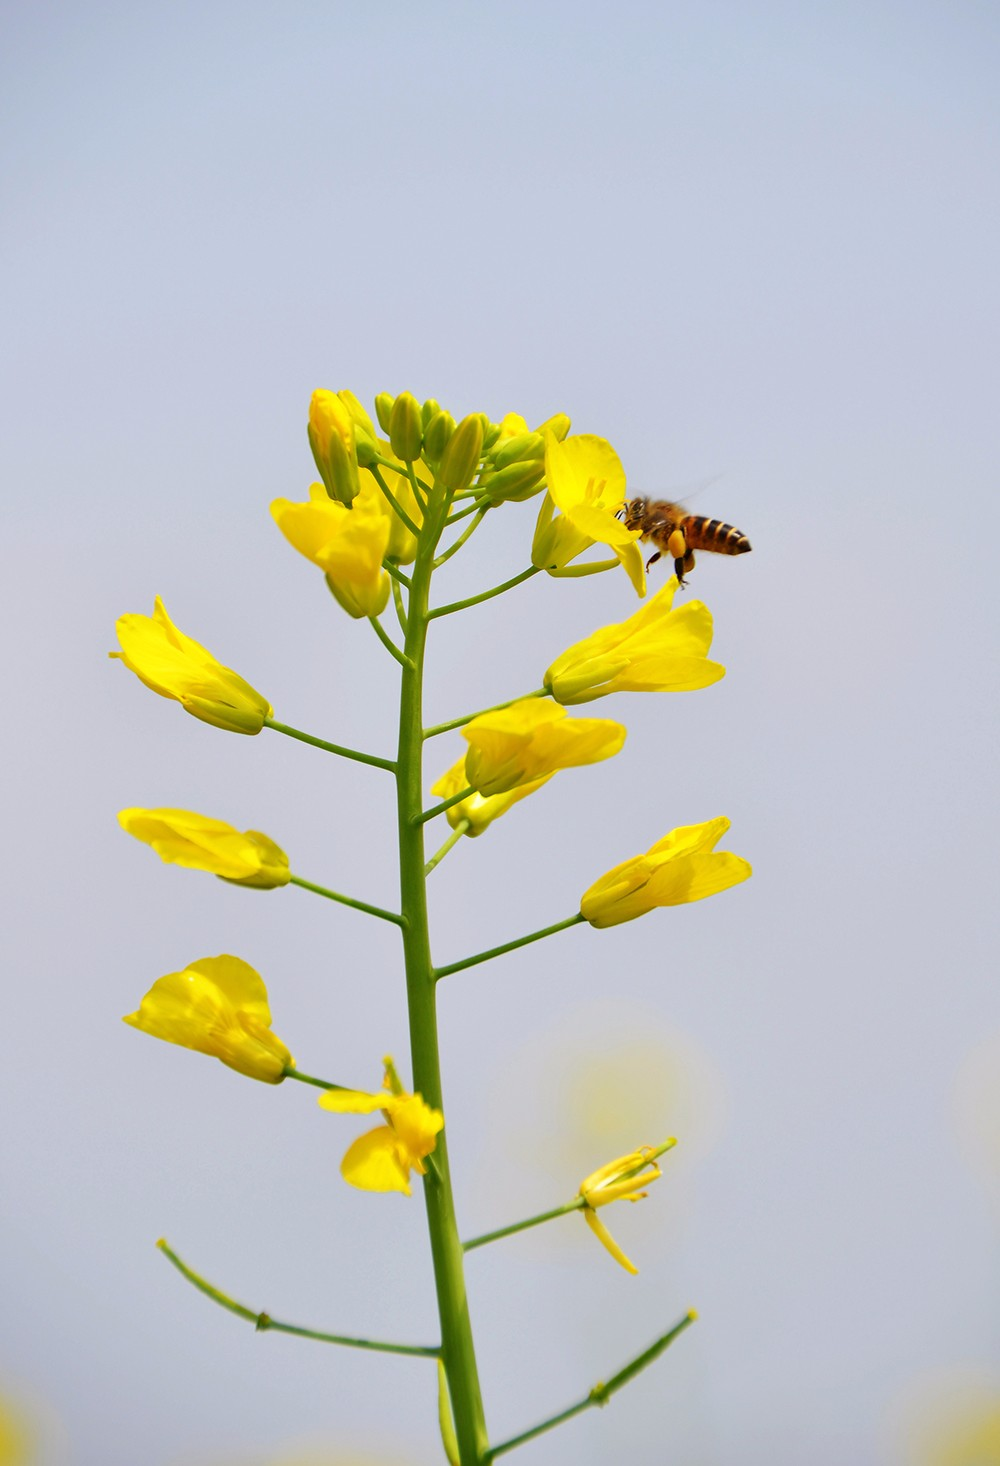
[[374, 392, 395, 433], [494, 431, 545, 470], [483, 459, 547, 504], [389, 391, 424, 461], [421, 397, 441, 426], [325, 569, 391, 620], [482, 421, 501, 450], [535, 412, 571, 441], [308, 390, 361, 506], [437, 413, 484, 492], [355, 435, 379, 468], [423, 409, 456, 464], [336, 389, 377, 443]]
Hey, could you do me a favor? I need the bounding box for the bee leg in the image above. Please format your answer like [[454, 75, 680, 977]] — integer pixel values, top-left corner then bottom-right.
[[673, 557, 686, 586], [645, 550, 661, 572]]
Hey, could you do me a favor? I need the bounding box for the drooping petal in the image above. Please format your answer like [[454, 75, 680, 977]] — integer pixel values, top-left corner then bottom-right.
[[340, 1126, 412, 1194], [582, 1205, 639, 1275]]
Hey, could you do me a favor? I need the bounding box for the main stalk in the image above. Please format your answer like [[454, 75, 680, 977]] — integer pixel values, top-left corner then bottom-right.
[[395, 489, 489, 1464]]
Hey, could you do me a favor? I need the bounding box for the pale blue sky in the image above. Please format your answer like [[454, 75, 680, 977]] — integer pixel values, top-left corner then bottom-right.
[[2, 3, 998, 1463]]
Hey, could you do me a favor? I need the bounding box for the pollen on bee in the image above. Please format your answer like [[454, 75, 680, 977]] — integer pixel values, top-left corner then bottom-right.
[[667, 529, 687, 559]]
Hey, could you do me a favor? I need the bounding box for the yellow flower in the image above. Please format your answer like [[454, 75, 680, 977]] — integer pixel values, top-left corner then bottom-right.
[[532, 434, 646, 596], [111, 598, 272, 734], [430, 757, 552, 836], [579, 1144, 669, 1274], [123, 955, 293, 1083], [271, 482, 391, 619], [118, 807, 290, 888], [308, 389, 361, 504], [543, 577, 725, 704], [361, 440, 424, 563], [462, 698, 626, 796], [581, 817, 751, 928], [318, 1058, 443, 1195]]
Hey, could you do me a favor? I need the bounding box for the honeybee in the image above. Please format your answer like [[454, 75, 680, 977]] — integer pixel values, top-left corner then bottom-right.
[[621, 498, 752, 586]]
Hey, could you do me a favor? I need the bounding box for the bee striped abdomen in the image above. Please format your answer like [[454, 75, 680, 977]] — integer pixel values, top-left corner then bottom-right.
[[681, 515, 752, 556]]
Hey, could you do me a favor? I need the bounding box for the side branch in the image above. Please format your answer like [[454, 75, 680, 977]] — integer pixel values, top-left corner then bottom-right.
[[423, 689, 548, 741], [157, 1240, 440, 1359], [413, 786, 476, 827], [264, 718, 396, 773], [428, 566, 541, 620], [485, 1312, 697, 1460], [369, 615, 413, 669], [369, 464, 421, 537], [289, 874, 406, 927], [434, 913, 584, 980]]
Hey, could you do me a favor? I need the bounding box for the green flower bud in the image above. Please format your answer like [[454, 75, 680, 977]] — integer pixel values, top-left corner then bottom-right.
[[536, 412, 572, 442], [421, 398, 441, 427], [355, 435, 379, 468], [494, 431, 545, 470], [438, 413, 484, 492], [389, 392, 424, 462], [482, 459, 547, 504], [374, 392, 395, 434], [482, 421, 502, 451], [423, 409, 456, 464]]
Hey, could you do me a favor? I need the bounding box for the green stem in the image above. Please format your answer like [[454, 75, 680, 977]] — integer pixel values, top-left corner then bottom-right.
[[390, 574, 409, 634], [429, 566, 541, 620], [383, 560, 412, 589], [425, 819, 471, 876], [463, 1197, 584, 1252], [415, 786, 477, 827], [282, 1067, 346, 1091], [157, 1241, 439, 1359], [434, 507, 488, 567], [369, 614, 412, 669], [445, 496, 490, 526], [396, 490, 490, 1464], [435, 913, 584, 981], [423, 689, 548, 740], [370, 464, 421, 537], [485, 1312, 697, 1460], [289, 874, 405, 927], [264, 718, 396, 773]]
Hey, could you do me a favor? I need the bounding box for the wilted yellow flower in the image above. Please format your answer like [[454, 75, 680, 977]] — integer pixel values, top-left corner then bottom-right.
[[308, 389, 361, 505], [544, 577, 725, 704], [462, 699, 626, 796], [319, 1058, 443, 1195], [430, 757, 552, 836], [532, 434, 645, 595], [111, 598, 272, 734], [123, 954, 293, 1082], [118, 807, 290, 888], [581, 817, 751, 928], [579, 1145, 667, 1274], [271, 482, 391, 619]]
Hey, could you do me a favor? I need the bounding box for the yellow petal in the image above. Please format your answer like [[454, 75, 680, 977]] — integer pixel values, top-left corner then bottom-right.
[[340, 1126, 412, 1194], [430, 757, 554, 835], [582, 1205, 638, 1274], [118, 807, 289, 887], [317, 1088, 389, 1115]]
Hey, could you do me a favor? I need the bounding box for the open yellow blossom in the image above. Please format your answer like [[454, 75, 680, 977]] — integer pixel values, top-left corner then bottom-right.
[[544, 577, 725, 704], [118, 807, 290, 888], [532, 434, 646, 596], [581, 817, 751, 928], [462, 699, 626, 796], [271, 482, 391, 619], [111, 598, 272, 734], [579, 1145, 668, 1274], [123, 955, 293, 1083], [308, 389, 361, 504], [318, 1058, 443, 1195], [431, 757, 552, 836]]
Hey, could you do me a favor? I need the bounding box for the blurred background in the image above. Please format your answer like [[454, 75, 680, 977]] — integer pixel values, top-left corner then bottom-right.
[[2, 1, 998, 1462]]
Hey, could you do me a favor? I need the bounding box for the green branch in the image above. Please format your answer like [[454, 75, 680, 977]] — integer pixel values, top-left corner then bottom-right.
[[423, 689, 548, 740], [463, 1198, 584, 1252], [264, 718, 396, 773], [369, 614, 412, 669], [434, 507, 488, 568], [289, 874, 406, 927], [434, 913, 584, 980], [157, 1240, 440, 1359], [282, 1067, 347, 1092], [413, 786, 476, 827], [425, 819, 471, 876], [370, 464, 421, 537], [428, 566, 541, 620], [485, 1312, 697, 1460]]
